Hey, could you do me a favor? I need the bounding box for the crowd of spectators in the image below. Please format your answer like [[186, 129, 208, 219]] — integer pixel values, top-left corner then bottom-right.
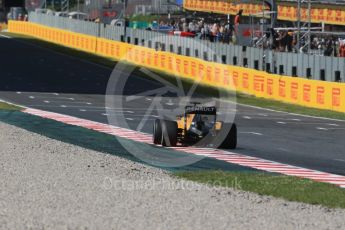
[[155, 18, 237, 43], [309, 36, 345, 57], [251, 30, 345, 57], [158, 17, 345, 57], [155, 10, 243, 43]]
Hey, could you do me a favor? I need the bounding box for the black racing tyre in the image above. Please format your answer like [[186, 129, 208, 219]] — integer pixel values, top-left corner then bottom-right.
[[219, 123, 237, 149], [153, 119, 162, 144], [161, 120, 178, 147]]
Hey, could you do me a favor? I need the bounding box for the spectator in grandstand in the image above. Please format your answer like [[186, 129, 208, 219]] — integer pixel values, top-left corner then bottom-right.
[[234, 9, 243, 27], [233, 9, 243, 44], [211, 23, 219, 42], [182, 18, 188, 32], [286, 30, 294, 52], [339, 41, 345, 57], [270, 28, 279, 50], [324, 37, 334, 56], [276, 30, 286, 51], [200, 23, 209, 40], [334, 38, 339, 57], [223, 27, 232, 44]]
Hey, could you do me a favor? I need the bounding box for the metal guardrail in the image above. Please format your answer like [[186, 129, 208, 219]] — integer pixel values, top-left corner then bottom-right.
[[29, 12, 99, 36], [28, 12, 345, 82]]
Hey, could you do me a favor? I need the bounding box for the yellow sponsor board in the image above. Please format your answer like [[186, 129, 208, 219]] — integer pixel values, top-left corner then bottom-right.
[[184, 0, 345, 26], [8, 21, 345, 113]]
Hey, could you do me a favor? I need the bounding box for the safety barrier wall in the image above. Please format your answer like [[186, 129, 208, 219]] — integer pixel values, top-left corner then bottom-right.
[[184, 0, 345, 26], [9, 21, 98, 53], [27, 12, 345, 83], [8, 20, 345, 113]]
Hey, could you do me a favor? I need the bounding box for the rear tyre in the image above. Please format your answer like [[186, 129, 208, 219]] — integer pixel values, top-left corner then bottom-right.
[[219, 123, 237, 149], [153, 119, 162, 144], [161, 120, 178, 147]]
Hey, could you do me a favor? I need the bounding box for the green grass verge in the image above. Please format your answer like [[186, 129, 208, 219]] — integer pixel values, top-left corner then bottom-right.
[[0, 102, 21, 110], [4, 31, 345, 121], [237, 94, 345, 120], [175, 171, 345, 209]]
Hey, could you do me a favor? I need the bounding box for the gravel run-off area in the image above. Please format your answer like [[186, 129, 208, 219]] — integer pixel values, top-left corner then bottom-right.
[[0, 121, 345, 229]]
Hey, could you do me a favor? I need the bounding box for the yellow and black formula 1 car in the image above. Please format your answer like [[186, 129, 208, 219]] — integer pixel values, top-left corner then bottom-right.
[[153, 103, 237, 149]]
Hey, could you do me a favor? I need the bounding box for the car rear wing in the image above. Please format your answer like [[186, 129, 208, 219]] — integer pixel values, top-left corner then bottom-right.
[[185, 106, 217, 115]]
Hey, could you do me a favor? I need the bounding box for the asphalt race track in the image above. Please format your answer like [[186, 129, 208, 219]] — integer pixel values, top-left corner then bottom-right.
[[1, 35, 345, 175]]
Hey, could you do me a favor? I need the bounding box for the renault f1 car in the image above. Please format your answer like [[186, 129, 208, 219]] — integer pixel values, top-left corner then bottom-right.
[[153, 103, 237, 149]]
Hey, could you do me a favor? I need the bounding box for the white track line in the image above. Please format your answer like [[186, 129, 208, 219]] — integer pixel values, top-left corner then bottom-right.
[[0, 34, 11, 39], [240, 132, 263, 136]]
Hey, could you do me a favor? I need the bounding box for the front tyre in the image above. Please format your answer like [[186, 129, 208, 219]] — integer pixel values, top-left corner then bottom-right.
[[161, 120, 178, 147], [153, 119, 162, 144]]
